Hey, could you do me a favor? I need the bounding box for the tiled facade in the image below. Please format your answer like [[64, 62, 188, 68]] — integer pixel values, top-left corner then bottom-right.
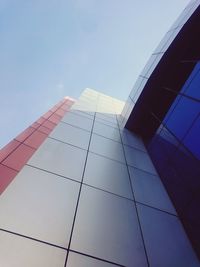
[[120, 0, 200, 259], [0, 97, 74, 194], [0, 88, 199, 266], [1, 1, 200, 266], [147, 59, 200, 257]]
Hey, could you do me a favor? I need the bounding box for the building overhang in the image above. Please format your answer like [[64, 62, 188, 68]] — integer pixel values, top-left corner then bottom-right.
[[124, 3, 200, 141]]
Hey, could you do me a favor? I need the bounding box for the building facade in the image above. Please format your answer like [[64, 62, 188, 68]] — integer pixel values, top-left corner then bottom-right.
[[121, 0, 200, 260], [1, 1, 200, 267]]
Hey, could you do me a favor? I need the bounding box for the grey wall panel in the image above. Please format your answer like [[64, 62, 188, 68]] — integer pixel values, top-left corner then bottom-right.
[[50, 123, 90, 150], [137, 203, 200, 267], [129, 166, 176, 214], [93, 121, 121, 142], [28, 138, 87, 182], [67, 252, 118, 267], [0, 165, 80, 247], [84, 152, 132, 199], [124, 145, 157, 175], [71, 185, 148, 267], [62, 112, 93, 131], [90, 134, 125, 164], [0, 231, 67, 267]]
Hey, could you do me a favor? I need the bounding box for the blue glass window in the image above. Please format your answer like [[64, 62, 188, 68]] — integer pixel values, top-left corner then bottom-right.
[[164, 96, 200, 140], [183, 115, 200, 160], [182, 62, 200, 100]]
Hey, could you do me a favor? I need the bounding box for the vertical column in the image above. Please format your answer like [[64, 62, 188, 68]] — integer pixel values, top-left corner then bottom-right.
[[0, 97, 74, 194]]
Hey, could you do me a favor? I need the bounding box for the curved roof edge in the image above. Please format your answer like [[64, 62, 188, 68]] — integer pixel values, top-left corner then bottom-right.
[[121, 0, 200, 140]]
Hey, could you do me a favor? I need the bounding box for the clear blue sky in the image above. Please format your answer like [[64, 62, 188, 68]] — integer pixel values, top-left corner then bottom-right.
[[1, 0, 190, 148]]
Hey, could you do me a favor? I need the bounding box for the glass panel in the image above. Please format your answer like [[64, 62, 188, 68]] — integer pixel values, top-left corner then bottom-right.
[[164, 96, 200, 140], [183, 115, 200, 159], [182, 62, 200, 100]]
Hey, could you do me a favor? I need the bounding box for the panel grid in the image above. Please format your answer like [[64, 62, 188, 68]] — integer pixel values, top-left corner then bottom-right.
[[64, 100, 97, 267], [1, 89, 198, 266], [0, 98, 74, 194]]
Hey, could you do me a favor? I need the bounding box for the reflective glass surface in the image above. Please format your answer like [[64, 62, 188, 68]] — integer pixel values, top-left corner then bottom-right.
[[147, 61, 200, 257], [163, 95, 200, 140], [183, 115, 200, 159]]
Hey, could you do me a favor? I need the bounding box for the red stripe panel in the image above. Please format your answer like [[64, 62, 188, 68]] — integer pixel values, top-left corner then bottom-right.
[[37, 117, 46, 125], [37, 125, 52, 135], [31, 122, 40, 129], [43, 111, 53, 119], [15, 127, 36, 143], [55, 109, 66, 117], [24, 131, 48, 149], [0, 164, 18, 193], [0, 97, 75, 194], [60, 104, 71, 111], [0, 140, 21, 163], [42, 120, 56, 130], [2, 144, 35, 171], [48, 114, 62, 124]]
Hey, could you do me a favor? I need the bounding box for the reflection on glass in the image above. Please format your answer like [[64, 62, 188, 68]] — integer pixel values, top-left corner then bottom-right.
[[183, 115, 200, 160], [164, 96, 200, 140], [147, 61, 200, 258], [182, 62, 200, 100]]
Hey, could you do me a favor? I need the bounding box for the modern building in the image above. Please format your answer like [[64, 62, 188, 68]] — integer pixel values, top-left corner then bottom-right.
[[0, 1, 200, 267], [121, 0, 200, 262]]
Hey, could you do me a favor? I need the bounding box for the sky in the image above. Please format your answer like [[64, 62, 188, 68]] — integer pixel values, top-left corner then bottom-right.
[[0, 0, 190, 148]]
